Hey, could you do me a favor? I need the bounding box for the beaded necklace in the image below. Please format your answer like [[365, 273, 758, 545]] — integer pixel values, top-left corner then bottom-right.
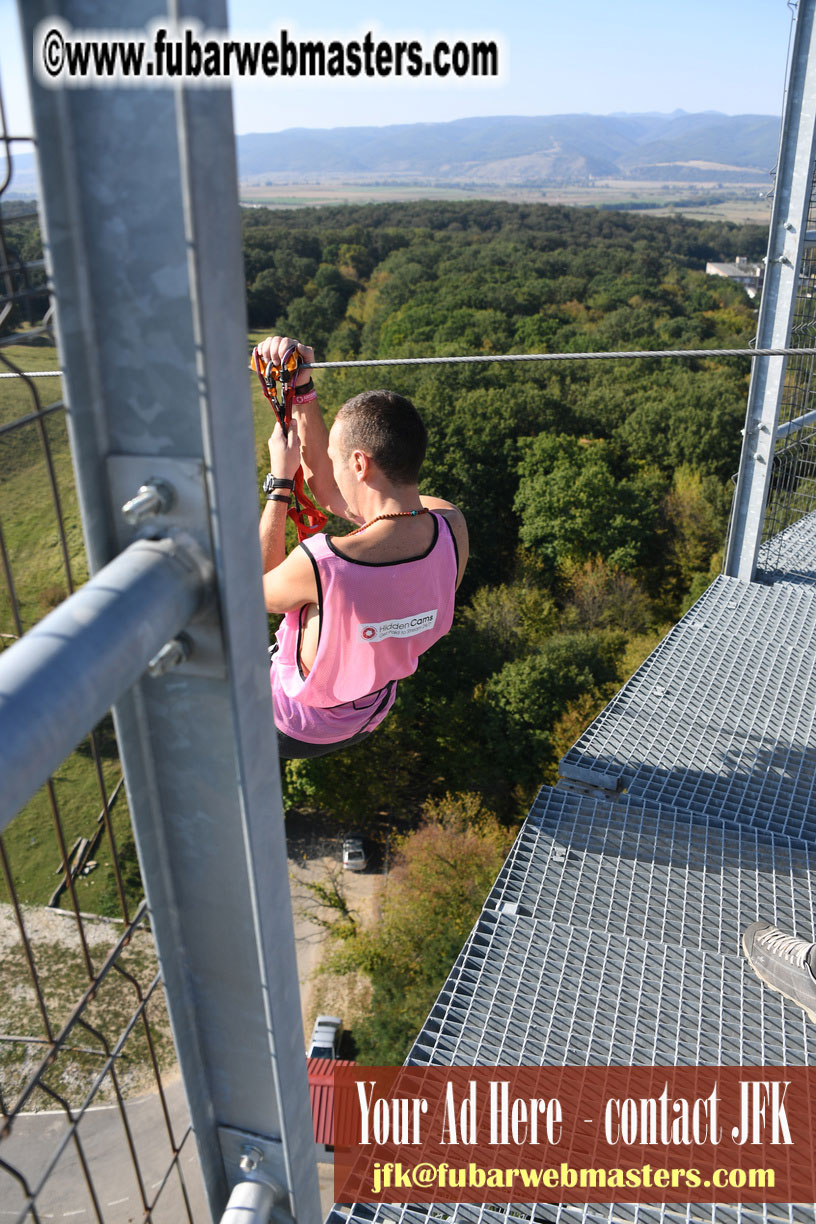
[[347, 507, 429, 537]]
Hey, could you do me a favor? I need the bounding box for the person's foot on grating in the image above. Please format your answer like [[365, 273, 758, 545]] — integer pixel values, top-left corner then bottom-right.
[[742, 921, 816, 1023]]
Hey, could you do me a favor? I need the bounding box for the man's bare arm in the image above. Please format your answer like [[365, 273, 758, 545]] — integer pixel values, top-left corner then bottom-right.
[[259, 415, 319, 613], [292, 395, 347, 517]]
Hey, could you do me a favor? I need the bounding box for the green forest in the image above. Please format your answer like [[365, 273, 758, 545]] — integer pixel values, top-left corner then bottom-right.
[[243, 201, 761, 813], [243, 199, 764, 1060], [2, 198, 764, 1061]]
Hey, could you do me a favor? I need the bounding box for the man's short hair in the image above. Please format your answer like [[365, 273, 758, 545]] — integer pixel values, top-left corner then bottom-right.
[[336, 390, 427, 486]]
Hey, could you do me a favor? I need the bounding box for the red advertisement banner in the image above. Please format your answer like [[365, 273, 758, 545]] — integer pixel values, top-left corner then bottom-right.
[[333, 1066, 816, 1204]]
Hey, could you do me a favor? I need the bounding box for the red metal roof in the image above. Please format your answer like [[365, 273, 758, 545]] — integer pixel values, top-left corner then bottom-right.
[[307, 1057, 355, 1147]]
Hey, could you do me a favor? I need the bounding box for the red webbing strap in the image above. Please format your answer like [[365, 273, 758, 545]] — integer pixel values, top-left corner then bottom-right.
[[281, 373, 328, 540], [251, 347, 328, 542]]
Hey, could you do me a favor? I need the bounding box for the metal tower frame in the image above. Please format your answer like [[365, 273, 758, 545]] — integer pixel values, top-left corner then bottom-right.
[[725, 0, 816, 580], [9, 2, 321, 1220], [7, 1, 816, 1221]]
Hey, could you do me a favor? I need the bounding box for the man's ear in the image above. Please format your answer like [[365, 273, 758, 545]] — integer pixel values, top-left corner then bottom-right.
[[352, 448, 371, 481]]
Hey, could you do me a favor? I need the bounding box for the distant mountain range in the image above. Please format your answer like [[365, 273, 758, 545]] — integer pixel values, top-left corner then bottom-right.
[[5, 111, 782, 200], [237, 111, 781, 185]]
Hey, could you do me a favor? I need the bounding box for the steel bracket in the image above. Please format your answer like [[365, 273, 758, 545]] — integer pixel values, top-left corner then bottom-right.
[[218, 1125, 296, 1224], [106, 453, 226, 678]]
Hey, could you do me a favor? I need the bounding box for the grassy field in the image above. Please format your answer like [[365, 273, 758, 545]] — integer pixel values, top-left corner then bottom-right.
[[0, 342, 139, 914], [239, 178, 773, 224], [0, 335, 300, 914], [0, 343, 84, 629]]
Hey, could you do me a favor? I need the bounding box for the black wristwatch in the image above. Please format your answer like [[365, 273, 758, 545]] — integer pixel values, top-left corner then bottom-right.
[[262, 474, 295, 496]]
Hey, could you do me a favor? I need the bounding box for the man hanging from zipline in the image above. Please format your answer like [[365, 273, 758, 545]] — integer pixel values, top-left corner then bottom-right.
[[254, 334, 468, 760]]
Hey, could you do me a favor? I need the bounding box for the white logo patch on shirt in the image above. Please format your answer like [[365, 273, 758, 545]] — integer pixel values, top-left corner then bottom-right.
[[358, 609, 438, 643]]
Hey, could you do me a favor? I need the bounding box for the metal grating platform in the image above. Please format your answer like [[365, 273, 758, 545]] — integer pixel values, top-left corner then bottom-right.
[[756, 510, 816, 588], [558, 577, 816, 838], [328, 893, 816, 1224], [407, 911, 813, 1067], [331, 557, 816, 1224], [328, 1199, 816, 1224], [484, 788, 816, 958]]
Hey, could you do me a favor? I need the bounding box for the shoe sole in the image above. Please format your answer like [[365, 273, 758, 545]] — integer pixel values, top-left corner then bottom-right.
[[744, 956, 816, 1024]]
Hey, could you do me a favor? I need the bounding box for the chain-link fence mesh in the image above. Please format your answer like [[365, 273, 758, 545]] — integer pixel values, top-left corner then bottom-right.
[[760, 171, 816, 549]]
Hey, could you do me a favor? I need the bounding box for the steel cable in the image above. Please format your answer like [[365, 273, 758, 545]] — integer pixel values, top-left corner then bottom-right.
[[5, 344, 816, 380]]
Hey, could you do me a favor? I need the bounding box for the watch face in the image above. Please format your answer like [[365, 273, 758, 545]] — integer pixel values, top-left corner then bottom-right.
[[262, 473, 275, 494]]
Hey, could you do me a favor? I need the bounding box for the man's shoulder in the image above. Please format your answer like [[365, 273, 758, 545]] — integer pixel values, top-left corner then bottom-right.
[[421, 501, 468, 588], [419, 494, 463, 516], [433, 503, 466, 528], [427, 502, 467, 539]]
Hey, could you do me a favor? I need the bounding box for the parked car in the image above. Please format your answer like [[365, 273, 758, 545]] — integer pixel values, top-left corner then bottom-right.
[[342, 835, 367, 872], [307, 1014, 342, 1060]]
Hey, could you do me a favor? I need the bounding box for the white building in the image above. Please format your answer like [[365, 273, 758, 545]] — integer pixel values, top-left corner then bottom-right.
[[705, 254, 764, 297]]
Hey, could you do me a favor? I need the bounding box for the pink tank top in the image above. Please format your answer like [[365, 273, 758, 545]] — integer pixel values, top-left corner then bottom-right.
[[271, 512, 458, 743]]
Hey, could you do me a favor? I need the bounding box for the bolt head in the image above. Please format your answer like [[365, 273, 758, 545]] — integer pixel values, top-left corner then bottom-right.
[[239, 1144, 264, 1173]]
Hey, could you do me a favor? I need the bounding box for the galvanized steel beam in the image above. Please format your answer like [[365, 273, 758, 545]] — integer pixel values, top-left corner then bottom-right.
[[724, 0, 816, 581], [19, 2, 320, 1221]]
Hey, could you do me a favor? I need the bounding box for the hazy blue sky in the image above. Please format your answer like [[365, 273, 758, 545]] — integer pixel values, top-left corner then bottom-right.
[[0, 0, 798, 137]]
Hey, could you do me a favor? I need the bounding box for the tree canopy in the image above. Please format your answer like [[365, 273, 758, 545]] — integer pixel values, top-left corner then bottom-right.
[[243, 199, 755, 823]]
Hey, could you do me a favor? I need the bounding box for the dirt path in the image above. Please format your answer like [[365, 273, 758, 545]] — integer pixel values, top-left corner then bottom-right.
[[2, 853, 380, 1219], [288, 851, 382, 1034], [0, 843, 381, 1099]]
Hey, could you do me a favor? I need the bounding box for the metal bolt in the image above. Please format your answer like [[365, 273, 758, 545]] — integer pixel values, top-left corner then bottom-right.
[[147, 634, 191, 678], [239, 1145, 264, 1174], [121, 478, 175, 525]]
